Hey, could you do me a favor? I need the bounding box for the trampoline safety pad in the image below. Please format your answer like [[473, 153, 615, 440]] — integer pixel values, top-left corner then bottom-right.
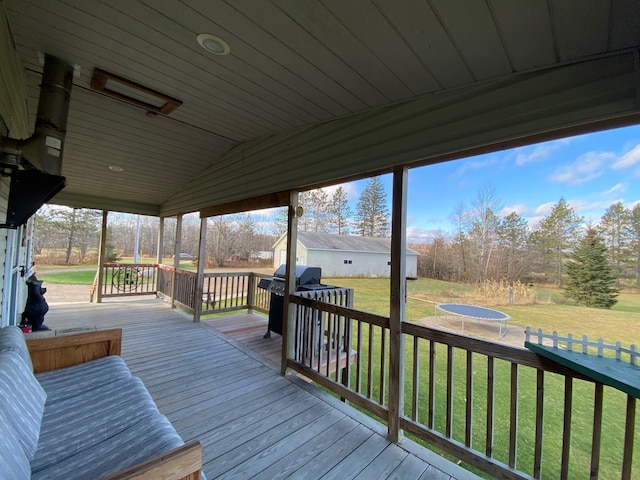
[[435, 303, 511, 339]]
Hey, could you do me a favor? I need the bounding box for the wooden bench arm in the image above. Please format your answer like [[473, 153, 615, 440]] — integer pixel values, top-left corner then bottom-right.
[[101, 440, 203, 480], [26, 328, 122, 373]]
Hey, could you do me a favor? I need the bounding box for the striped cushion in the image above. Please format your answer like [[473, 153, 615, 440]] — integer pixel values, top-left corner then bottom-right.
[[0, 326, 33, 372], [32, 376, 160, 473], [36, 355, 131, 405], [31, 413, 185, 480], [0, 408, 32, 480], [0, 350, 46, 458]]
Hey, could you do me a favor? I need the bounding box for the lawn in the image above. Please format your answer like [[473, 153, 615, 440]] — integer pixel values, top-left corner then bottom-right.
[[326, 276, 640, 479]]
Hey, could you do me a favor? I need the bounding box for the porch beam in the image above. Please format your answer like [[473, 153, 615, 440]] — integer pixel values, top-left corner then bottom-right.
[[388, 166, 407, 443], [281, 191, 299, 376], [95, 210, 108, 304], [193, 217, 207, 322]]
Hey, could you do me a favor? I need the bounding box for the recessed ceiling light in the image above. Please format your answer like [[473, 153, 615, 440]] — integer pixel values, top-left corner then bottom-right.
[[108, 165, 124, 172], [196, 33, 231, 56]]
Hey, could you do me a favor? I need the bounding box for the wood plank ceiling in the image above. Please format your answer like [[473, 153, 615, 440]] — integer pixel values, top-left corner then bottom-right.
[[2, 0, 640, 216]]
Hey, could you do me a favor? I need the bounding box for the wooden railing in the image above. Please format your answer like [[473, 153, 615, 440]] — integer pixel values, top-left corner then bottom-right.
[[97, 263, 158, 298], [156, 265, 197, 310], [156, 268, 271, 316], [287, 297, 639, 480]]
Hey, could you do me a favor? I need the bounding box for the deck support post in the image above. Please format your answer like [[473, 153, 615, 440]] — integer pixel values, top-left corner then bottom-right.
[[281, 190, 299, 376], [193, 217, 207, 322], [95, 210, 108, 304], [156, 216, 164, 265], [171, 214, 183, 309], [388, 167, 407, 443]]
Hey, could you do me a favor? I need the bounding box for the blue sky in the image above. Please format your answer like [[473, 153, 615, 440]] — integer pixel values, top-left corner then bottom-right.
[[251, 124, 640, 241], [341, 124, 640, 243]]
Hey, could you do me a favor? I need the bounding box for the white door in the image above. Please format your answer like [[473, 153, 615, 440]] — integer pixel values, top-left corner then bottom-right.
[[2, 228, 22, 326]]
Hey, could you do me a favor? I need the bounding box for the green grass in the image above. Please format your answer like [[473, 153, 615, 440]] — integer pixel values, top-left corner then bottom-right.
[[39, 270, 96, 285], [325, 276, 640, 478]]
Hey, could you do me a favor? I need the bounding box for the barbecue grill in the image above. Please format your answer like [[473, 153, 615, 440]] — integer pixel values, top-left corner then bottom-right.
[[258, 264, 328, 338]]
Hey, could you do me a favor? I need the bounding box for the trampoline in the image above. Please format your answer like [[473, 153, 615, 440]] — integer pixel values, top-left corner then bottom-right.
[[435, 303, 511, 339]]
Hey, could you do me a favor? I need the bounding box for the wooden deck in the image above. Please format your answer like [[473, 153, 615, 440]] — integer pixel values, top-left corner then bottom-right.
[[40, 298, 478, 480]]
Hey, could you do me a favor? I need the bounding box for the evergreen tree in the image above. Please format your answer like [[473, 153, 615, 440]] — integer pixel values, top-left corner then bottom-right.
[[532, 197, 583, 286], [498, 211, 532, 282], [327, 186, 352, 234], [355, 177, 389, 237], [307, 189, 330, 233], [599, 202, 631, 287], [628, 204, 640, 285], [564, 228, 618, 308]]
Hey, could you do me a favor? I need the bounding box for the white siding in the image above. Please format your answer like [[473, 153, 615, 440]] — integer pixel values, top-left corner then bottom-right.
[[309, 250, 418, 278]]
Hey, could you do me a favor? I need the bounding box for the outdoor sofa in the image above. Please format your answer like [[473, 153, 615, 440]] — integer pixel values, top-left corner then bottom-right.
[[0, 326, 204, 479]]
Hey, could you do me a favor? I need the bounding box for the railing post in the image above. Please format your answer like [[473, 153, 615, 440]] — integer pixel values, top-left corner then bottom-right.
[[193, 216, 207, 322], [96, 210, 108, 303], [388, 167, 407, 443], [171, 214, 183, 309], [247, 273, 255, 314], [282, 191, 299, 376]]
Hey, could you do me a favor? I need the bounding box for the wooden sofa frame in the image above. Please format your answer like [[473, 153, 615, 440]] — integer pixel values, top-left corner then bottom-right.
[[26, 329, 203, 480]]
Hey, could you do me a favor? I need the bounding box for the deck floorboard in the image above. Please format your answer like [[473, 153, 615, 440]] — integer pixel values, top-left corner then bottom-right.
[[40, 298, 477, 480]]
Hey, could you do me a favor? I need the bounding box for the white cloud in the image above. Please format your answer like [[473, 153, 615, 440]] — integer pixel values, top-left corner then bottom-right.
[[514, 138, 571, 166], [533, 202, 555, 217], [603, 182, 627, 196], [613, 144, 640, 169], [456, 156, 499, 175], [500, 203, 528, 217], [406, 226, 442, 243], [547, 151, 612, 185], [315, 181, 359, 200]]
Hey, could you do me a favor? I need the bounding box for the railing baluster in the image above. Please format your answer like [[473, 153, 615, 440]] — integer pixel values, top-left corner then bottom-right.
[[367, 324, 374, 399], [561, 376, 573, 480], [509, 362, 519, 468], [412, 336, 420, 421], [485, 356, 495, 458], [465, 351, 473, 447], [446, 344, 454, 438], [533, 369, 545, 478], [380, 327, 386, 405], [356, 320, 362, 394], [621, 395, 636, 480], [326, 310, 333, 378], [428, 340, 436, 429], [590, 383, 603, 480]]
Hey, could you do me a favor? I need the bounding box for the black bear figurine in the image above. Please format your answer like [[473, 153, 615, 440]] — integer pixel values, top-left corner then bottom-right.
[[23, 274, 50, 331]]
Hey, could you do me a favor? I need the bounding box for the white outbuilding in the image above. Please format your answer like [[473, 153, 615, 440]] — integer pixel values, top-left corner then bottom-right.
[[273, 231, 419, 278]]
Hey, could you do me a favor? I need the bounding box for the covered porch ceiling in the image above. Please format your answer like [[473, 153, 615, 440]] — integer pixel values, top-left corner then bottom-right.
[[2, 0, 640, 217]]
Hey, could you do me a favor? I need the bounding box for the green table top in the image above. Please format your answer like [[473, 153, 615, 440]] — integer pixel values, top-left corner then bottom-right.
[[525, 342, 640, 399]]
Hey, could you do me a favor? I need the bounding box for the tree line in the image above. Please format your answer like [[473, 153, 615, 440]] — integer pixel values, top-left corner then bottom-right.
[[417, 185, 640, 288], [33, 176, 391, 266], [33, 177, 639, 292]]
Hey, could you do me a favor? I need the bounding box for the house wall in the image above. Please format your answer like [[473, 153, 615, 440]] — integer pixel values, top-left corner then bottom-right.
[[0, 176, 8, 326], [273, 234, 418, 278], [273, 239, 307, 269], [0, 176, 34, 327], [309, 250, 418, 278]]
